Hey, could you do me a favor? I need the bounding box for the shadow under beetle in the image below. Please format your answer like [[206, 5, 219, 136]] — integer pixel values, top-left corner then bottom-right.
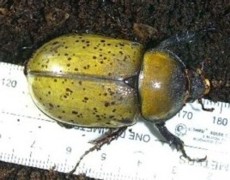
[[24, 30, 214, 174]]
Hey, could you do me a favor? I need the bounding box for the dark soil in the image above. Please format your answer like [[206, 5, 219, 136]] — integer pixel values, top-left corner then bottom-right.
[[0, 0, 229, 179]]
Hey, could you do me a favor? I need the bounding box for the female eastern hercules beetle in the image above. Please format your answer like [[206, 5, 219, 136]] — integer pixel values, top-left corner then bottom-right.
[[24, 32, 212, 173]]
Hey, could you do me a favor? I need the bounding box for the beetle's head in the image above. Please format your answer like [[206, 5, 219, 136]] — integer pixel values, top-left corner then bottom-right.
[[185, 68, 210, 102]]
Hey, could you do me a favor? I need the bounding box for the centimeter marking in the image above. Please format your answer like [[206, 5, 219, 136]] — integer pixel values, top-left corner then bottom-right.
[[0, 62, 230, 180]]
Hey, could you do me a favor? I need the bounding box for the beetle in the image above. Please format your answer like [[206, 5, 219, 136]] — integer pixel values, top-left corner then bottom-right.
[[24, 32, 213, 173]]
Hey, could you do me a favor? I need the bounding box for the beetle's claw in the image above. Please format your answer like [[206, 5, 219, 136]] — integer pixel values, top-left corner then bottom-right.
[[198, 99, 214, 112], [156, 122, 207, 162], [176, 141, 207, 162], [169, 130, 207, 162]]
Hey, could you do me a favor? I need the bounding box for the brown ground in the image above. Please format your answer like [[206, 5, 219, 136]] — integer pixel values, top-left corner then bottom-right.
[[0, 0, 229, 179]]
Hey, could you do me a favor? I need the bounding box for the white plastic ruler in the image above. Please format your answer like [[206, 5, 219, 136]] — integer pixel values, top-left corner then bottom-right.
[[0, 62, 230, 180]]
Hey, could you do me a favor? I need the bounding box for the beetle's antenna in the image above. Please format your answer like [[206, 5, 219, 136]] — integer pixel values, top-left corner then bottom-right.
[[68, 127, 127, 175]]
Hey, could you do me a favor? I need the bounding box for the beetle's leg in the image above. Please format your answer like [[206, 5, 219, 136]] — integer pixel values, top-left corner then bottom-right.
[[69, 126, 127, 175], [89, 126, 127, 145], [158, 31, 196, 49], [155, 122, 207, 162], [198, 98, 214, 111], [158, 27, 216, 49]]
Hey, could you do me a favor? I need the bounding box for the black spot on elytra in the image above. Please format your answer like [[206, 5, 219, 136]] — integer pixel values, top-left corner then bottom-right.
[[82, 97, 89, 103], [104, 102, 110, 107], [51, 41, 59, 45], [62, 79, 67, 84], [77, 113, 83, 118], [95, 114, 102, 120], [108, 90, 115, 96], [65, 88, 73, 93], [66, 88, 73, 94], [72, 110, 78, 114], [41, 64, 48, 68], [83, 65, 90, 69], [111, 101, 116, 105], [123, 56, 128, 62]]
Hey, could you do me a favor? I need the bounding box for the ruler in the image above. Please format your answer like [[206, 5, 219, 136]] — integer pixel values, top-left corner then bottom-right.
[[0, 62, 230, 180]]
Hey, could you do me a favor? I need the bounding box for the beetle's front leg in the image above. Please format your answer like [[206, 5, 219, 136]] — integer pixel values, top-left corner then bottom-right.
[[158, 31, 196, 49], [69, 126, 127, 175], [158, 27, 215, 49], [155, 122, 206, 162]]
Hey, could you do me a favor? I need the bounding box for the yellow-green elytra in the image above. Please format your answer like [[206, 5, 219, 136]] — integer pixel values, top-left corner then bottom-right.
[[25, 34, 210, 128]]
